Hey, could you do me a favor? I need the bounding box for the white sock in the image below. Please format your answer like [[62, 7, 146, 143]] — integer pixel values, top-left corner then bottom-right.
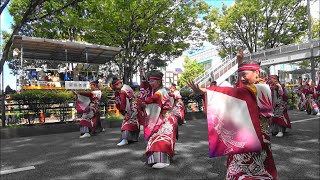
[[152, 163, 170, 169]]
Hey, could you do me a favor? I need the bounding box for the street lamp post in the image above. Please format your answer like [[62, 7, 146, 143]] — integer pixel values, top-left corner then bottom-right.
[[307, 0, 316, 83]]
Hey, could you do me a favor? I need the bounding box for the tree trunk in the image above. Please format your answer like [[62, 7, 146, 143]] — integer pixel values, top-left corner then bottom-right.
[[0, 0, 10, 15], [0, 0, 43, 74], [0, 0, 42, 128], [123, 65, 132, 85]]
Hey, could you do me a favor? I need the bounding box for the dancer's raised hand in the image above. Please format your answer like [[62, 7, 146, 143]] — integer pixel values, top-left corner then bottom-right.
[[187, 80, 207, 95]]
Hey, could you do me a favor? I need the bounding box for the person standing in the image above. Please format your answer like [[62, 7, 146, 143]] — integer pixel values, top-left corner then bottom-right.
[[76, 80, 102, 138], [210, 80, 217, 87], [316, 78, 320, 111], [169, 84, 185, 125], [111, 78, 140, 146], [137, 70, 178, 169], [268, 75, 291, 137], [187, 60, 277, 179]]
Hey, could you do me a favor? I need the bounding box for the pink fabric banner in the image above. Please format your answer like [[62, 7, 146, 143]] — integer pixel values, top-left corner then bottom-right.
[[206, 87, 263, 158]]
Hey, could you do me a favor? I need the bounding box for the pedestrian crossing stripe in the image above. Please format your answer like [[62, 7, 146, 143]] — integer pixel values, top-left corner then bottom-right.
[[0, 166, 35, 175], [291, 117, 320, 124]]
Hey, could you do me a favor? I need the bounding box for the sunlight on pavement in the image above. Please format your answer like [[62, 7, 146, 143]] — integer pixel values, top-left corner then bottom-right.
[[305, 172, 320, 179], [276, 165, 291, 172], [71, 149, 131, 160], [289, 157, 313, 164], [295, 138, 319, 144], [12, 138, 33, 143]]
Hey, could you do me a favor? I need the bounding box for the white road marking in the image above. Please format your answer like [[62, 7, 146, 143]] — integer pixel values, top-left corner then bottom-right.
[[0, 166, 35, 175], [291, 117, 320, 124]]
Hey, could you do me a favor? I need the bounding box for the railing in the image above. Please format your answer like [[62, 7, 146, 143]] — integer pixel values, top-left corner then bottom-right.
[[193, 54, 233, 85], [1, 102, 76, 125], [181, 55, 236, 90], [1, 99, 115, 126], [182, 39, 319, 90], [211, 56, 237, 84], [244, 39, 320, 61]]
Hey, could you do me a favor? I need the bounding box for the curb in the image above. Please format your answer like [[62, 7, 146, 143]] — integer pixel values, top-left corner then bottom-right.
[[0, 119, 124, 139], [185, 112, 206, 120], [0, 122, 80, 139], [0, 113, 204, 139]]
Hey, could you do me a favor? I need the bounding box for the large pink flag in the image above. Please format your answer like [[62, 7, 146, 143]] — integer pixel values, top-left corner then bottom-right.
[[206, 87, 263, 158]]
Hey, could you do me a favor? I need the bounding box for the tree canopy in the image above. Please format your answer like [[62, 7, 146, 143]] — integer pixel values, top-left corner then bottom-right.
[[178, 56, 205, 87], [3, 0, 210, 85], [0, 0, 84, 74], [204, 0, 309, 54]]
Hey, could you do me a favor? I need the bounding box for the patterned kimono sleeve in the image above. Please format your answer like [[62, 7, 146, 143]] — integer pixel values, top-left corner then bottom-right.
[[139, 81, 151, 100], [119, 90, 127, 111], [277, 84, 284, 96], [246, 84, 273, 118], [173, 90, 182, 99], [162, 94, 172, 112], [145, 92, 162, 106]]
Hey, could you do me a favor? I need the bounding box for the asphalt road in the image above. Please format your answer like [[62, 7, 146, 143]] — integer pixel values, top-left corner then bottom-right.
[[0, 110, 319, 180]]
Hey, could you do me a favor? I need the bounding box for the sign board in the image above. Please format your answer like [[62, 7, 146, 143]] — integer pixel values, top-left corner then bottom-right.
[[65, 81, 90, 90], [37, 81, 49, 86]]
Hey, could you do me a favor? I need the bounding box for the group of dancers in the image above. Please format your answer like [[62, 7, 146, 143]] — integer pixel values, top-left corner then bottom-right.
[[75, 68, 185, 169], [73, 49, 319, 178], [297, 80, 320, 115]]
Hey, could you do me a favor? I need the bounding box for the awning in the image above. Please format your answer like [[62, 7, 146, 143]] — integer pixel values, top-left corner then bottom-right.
[[12, 35, 122, 64]]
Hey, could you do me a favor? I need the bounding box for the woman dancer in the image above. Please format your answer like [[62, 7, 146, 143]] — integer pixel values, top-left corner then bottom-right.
[[187, 60, 277, 179], [268, 75, 291, 137], [111, 78, 140, 146], [137, 70, 178, 169], [169, 84, 185, 125], [76, 80, 102, 138]]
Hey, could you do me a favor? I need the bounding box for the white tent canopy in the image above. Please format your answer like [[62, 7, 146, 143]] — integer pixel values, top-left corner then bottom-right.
[[12, 35, 122, 64]]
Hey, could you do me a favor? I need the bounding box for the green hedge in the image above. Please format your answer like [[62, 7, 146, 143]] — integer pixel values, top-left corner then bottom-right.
[[10, 90, 110, 104], [105, 112, 124, 121], [287, 92, 298, 109], [10, 90, 75, 103]]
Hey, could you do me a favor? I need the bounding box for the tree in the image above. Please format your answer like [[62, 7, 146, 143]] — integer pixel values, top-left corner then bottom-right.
[[0, 0, 10, 15], [1, 0, 85, 74], [1, 0, 84, 128], [5, 85, 15, 94], [205, 0, 308, 54], [311, 19, 320, 39], [178, 56, 205, 87], [81, 0, 209, 85], [4, 0, 210, 85], [298, 19, 320, 70]]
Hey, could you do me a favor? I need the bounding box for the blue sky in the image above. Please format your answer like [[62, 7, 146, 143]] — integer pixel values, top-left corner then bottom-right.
[[1, 5, 15, 90]]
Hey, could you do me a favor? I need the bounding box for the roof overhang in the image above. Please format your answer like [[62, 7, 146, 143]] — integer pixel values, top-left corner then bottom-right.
[[12, 35, 122, 64]]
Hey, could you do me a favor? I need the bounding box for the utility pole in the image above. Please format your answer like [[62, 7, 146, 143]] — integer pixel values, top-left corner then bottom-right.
[[0, 17, 5, 127], [1, 66, 5, 127], [307, 0, 315, 83]]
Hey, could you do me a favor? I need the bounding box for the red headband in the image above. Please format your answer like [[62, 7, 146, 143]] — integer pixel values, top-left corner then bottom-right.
[[112, 80, 121, 86], [149, 76, 162, 80], [238, 64, 260, 72], [90, 81, 98, 86], [268, 75, 278, 80]]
